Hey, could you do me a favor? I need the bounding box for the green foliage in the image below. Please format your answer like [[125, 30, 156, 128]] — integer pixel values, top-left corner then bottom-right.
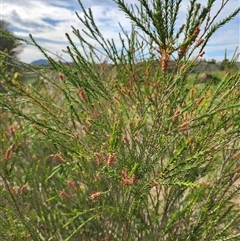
[[0, 0, 240, 240], [0, 20, 23, 64]]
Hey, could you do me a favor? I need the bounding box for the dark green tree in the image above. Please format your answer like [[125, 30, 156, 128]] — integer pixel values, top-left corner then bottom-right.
[[0, 20, 24, 92], [0, 20, 23, 61]]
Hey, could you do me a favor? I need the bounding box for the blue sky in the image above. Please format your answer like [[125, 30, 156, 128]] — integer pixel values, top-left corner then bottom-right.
[[2, 0, 240, 63]]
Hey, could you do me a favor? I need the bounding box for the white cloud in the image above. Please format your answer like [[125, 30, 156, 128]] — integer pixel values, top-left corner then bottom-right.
[[3, 0, 239, 63]]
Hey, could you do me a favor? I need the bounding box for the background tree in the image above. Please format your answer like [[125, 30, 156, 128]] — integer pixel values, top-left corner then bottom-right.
[[0, 20, 24, 92], [0, 20, 23, 63]]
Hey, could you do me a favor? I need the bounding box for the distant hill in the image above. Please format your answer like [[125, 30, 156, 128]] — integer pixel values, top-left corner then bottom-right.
[[29, 58, 239, 71], [31, 59, 49, 66]]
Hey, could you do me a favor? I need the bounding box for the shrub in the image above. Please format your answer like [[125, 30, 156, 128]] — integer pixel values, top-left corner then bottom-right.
[[0, 0, 240, 240]]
